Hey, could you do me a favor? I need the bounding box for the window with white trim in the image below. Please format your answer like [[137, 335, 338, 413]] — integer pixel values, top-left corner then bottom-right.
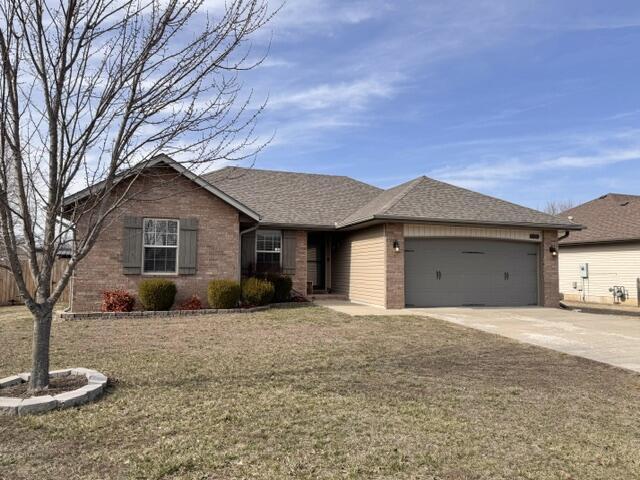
[[143, 218, 179, 273], [256, 230, 281, 273]]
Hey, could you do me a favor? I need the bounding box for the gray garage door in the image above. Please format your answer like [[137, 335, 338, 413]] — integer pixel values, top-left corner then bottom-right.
[[405, 238, 538, 307]]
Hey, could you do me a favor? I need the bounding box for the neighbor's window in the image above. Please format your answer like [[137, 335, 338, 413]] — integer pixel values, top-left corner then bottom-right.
[[256, 230, 281, 273], [143, 219, 178, 274]]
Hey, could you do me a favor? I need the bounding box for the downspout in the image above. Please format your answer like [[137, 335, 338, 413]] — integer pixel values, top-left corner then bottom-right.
[[558, 230, 570, 241]]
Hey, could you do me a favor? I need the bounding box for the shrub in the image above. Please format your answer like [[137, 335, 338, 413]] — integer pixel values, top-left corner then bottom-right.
[[242, 277, 275, 306], [261, 273, 292, 303], [208, 280, 241, 309], [178, 294, 203, 311], [101, 289, 135, 312], [138, 279, 177, 311]]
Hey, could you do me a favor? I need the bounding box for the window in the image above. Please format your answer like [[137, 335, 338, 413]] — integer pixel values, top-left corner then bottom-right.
[[256, 230, 281, 273], [143, 219, 178, 274]]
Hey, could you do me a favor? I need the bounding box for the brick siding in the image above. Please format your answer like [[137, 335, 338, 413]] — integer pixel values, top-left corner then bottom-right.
[[540, 230, 561, 307], [291, 230, 308, 295], [71, 166, 241, 312], [384, 223, 405, 309]]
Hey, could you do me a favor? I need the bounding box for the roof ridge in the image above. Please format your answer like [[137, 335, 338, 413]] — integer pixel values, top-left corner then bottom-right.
[[377, 176, 426, 215], [416, 175, 568, 223]]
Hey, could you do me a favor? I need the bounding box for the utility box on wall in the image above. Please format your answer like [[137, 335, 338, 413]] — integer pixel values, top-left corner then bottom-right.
[[579, 263, 589, 279]]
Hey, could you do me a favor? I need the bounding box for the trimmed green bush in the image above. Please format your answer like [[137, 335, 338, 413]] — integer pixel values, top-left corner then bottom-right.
[[242, 277, 275, 306], [262, 273, 293, 303], [138, 279, 177, 311], [208, 280, 241, 309]]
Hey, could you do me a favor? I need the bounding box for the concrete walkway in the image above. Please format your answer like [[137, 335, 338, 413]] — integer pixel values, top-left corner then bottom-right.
[[314, 299, 640, 373]]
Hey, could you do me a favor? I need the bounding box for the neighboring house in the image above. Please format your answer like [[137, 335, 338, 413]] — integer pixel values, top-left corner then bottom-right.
[[63, 154, 578, 312], [559, 193, 640, 306]]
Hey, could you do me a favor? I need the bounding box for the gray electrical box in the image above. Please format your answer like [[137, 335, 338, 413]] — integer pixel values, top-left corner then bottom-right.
[[579, 263, 589, 279]]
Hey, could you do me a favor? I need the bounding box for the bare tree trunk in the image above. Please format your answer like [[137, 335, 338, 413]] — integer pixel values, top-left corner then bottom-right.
[[29, 306, 52, 392]]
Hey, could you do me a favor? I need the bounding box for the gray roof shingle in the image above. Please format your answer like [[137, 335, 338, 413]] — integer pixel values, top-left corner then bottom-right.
[[204, 167, 382, 227], [337, 176, 578, 229], [206, 167, 578, 230], [560, 193, 640, 244]]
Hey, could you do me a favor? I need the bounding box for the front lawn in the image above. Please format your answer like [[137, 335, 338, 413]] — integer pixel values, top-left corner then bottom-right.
[[1, 305, 639, 479]]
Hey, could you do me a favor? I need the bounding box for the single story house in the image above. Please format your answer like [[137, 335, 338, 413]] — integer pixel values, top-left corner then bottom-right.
[[64, 154, 579, 312], [559, 193, 640, 306]]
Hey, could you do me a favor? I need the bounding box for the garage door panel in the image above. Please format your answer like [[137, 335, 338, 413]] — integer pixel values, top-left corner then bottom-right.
[[405, 238, 538, 307]]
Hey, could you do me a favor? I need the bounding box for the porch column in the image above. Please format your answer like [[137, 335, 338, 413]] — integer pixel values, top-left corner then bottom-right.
[[292, 230, 308, 295], [540, 230, 560, 307]]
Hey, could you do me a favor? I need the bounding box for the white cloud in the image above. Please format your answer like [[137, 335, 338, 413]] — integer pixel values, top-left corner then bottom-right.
[[269, 77, 397, 111], [428, 129, 640, 190]]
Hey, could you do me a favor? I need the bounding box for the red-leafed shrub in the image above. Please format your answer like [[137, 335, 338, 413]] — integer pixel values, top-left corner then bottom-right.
[[178, 294, 203, 311], [101, 289, 135, 312]]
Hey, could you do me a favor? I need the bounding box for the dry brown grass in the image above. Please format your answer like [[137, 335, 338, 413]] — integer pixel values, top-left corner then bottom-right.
[[0, 305, 639, 479]]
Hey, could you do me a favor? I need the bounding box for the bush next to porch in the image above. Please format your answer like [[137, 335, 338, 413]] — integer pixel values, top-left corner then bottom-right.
[[208, 280, 241, 309], [260, 273, 293, 303], [242, 277, 274, 306], [138, 279, 177, 311]]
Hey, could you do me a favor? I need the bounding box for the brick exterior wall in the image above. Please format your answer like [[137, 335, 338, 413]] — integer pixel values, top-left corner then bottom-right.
[[384, 223, 405, 309], [540, 229, 561, 307], [292, 230, 308, 295], [71, 166, 241, 312]]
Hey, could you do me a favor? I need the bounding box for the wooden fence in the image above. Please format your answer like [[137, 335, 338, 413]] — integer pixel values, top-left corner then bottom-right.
[[0, 258, 70, 307]]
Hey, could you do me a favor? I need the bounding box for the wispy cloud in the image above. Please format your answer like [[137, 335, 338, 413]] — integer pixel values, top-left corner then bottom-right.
[[269, 76, 398, 111], [429, 129, 640, 191]]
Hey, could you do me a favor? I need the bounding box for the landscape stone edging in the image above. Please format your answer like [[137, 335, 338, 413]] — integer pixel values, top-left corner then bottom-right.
[[57, 301, 310, 320], [0, 368, 107, 416]]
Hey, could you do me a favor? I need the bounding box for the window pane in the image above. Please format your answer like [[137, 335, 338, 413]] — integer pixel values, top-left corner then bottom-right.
[[168, 220, 178, 234], [143, 247, 177, 273], [256, 252, 280, 273], [166, 233, 177, 246]]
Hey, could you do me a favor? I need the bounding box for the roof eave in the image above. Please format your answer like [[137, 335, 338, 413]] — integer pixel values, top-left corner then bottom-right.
[[561, 237, 640, 246], [338, 214, 582, 231]]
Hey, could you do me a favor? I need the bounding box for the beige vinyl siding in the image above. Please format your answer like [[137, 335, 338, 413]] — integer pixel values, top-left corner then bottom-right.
[[404, 224, 541, 242], [332, 225, 386, 307], [559, 242, 640, 305]]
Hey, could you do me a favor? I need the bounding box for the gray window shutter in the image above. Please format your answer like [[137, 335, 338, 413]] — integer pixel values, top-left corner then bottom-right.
[[241, 230, 256, 276], [282, 231, 297, 275], [179, 218, 198, 275], [122, 216, 143, 275]]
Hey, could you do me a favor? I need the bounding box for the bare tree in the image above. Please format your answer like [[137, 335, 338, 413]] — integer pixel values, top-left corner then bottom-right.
[[544, 200, 575, 216], [0, 0, 273, 391]]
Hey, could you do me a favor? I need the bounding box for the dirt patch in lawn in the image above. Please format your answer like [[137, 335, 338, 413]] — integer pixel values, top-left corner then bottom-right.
[[0, 304, 639, 480], [1, 375, 87, 398]]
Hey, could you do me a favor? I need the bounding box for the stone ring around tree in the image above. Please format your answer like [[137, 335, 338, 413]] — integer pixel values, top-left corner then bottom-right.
[[0, 368, 107, 416]]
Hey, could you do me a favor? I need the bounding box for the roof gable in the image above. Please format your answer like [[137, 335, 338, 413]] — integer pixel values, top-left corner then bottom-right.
[[560, 193, 640, 244], [63, 155, 260, 221]]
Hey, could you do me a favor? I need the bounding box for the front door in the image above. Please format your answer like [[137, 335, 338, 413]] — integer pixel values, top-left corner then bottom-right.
[[307, 233, 325, 291]]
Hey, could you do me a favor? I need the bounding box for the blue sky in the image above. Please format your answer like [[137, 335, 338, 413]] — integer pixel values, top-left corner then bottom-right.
[[231, 0, 640, 210]]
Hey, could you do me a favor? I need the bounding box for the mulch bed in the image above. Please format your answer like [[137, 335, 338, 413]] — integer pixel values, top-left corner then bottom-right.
[[1, 375, 87, 398]]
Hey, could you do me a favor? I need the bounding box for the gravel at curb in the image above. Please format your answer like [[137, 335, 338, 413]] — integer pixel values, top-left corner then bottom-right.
[[0, 368, 107, 416]]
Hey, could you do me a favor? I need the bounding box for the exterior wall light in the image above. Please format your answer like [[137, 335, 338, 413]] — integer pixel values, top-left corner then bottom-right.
[[549, 245, 558, 257], [393, 240, 401, 253]]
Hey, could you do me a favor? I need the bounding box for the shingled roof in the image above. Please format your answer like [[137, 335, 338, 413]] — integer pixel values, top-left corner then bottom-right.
[[206, 166, 578, 230], [337, 176, 578, 229], [204, 167, 382, 228], [560, 193, 640, 245]]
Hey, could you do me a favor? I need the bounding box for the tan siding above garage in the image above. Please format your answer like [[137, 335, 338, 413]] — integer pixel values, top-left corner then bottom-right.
[[404, 224, 541, 242], [559, 243, 640, 305], [332, 225, 386, 307]]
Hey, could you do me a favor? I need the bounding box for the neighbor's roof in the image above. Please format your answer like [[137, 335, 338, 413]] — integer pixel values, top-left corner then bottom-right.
[[337, 176, 579, 229], [62, 155, 260, 221], [204, 167, 382, 228], [560, 193, 640, 245]]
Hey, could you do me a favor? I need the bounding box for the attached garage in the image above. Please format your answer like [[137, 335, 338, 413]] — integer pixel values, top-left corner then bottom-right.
[[405, 238, 539, 307]]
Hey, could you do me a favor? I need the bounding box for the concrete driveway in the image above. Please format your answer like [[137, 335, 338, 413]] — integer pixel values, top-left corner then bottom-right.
[[315, 300, 640, 373]]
